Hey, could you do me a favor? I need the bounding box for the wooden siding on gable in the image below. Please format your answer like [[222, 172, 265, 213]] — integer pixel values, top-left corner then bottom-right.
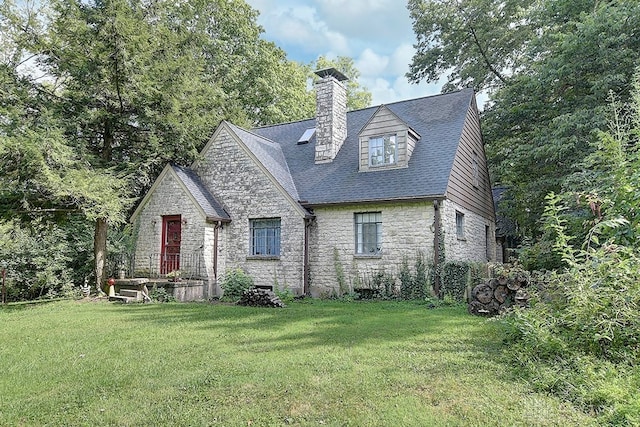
[[446, 103, 495, 222], [359, 106, 417, 172]]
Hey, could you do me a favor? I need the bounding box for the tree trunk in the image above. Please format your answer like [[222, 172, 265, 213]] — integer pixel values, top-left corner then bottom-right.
[[94, 217, 108, 294]]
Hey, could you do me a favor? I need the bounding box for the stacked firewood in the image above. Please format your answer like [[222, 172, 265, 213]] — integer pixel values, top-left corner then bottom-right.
[[468, 271, 530, 316], [238, 288, 286, 308]]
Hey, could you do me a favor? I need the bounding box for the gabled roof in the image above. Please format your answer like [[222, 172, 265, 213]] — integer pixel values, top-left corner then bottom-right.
[[226, 123, 300, 201], [130, 164, 230, 223], [251, 88, 475, 205], [358, 104, 420, 141], [171, 165, 230, 222]]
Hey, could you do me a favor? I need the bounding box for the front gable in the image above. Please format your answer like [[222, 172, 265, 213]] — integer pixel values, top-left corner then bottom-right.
[[445, 98, 495, 222], [195, 122, 309, 219], [130, 164, 225, 224], [357, 105, 420, 172]]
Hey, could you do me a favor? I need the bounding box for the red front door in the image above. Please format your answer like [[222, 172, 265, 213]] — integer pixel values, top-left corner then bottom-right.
[[161, 215, 181, 274]]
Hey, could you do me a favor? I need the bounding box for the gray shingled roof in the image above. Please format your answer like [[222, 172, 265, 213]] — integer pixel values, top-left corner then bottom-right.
[[226, 123, 300, 201], [172, 165, 230, 221], [251, 88, 474, 205]]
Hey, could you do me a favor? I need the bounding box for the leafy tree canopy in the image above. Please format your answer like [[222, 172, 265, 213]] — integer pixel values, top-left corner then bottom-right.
[[408, 0, 640, 240], [312, 55, 372, 111]]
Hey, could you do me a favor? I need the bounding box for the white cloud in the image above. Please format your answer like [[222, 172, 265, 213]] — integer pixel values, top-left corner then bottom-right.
[[361, 75, 441, 105], [316, 0, 413, 46], [249, 3, 350, 57], [355, 48, 389, 77], [388, 44, 416, 76], [245, 0, 441, 104]]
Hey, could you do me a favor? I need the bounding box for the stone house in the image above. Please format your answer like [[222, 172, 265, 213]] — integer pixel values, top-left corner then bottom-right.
[[130, 68, 495, 299]]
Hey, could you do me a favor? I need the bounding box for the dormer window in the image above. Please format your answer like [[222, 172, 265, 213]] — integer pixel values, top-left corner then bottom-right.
[[369, 135, 397, 167], [358, 105, 420, 172]]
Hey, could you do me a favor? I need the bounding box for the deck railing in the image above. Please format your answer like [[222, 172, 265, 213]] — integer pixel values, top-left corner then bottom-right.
[[107, 251, 205, 280]]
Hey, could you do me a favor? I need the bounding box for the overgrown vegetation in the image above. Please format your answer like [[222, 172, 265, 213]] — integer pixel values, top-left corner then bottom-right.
[[499, 86, 640, 425], [439, 261, 485, 302], [220, 268, 254, 302]]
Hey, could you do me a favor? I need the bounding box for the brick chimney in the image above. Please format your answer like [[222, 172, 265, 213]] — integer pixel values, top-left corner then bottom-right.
[[314, 68, 348, 163]]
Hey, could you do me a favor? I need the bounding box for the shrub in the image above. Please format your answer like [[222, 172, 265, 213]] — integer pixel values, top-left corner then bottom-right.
[[220, 268, 254, 302], [398, 252, 430, 300], [440, 261, 470, 302], [149, 286, 175, 303], [500, 192, 640, 423]]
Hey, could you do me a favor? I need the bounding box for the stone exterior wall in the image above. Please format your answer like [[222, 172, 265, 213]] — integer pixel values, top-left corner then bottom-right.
[[314, 75, 347, 163], [307, 201, 436, 297], [195, 127, 306, 295], [440, 199, 495, 263], [132, 171, 216, 298]]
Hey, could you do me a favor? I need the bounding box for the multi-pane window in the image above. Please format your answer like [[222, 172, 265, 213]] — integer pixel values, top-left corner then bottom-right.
[[455, 211, 465, 240], [250, 218, 281, 256], [355, 212, 382, 254], [368, 135, 397, 166]]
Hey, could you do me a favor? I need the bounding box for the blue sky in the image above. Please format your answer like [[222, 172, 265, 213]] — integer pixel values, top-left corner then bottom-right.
[[244, 0, 445, 105]]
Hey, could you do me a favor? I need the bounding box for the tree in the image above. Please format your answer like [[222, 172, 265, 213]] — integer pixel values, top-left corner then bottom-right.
[[312, 55, 372, 111], [407, 0, 640, 243], [407, 0, 532, 93], [178, 0, 315, 126], [1, 0, 317, 292]]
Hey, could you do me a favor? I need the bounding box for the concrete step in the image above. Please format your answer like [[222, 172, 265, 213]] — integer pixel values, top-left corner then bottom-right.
[[120, 289, 141, 300], [109, 295, 134, 303]]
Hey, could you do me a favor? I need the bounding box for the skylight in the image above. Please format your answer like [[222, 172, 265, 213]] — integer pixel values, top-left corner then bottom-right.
[[297, 128, 316, 145]]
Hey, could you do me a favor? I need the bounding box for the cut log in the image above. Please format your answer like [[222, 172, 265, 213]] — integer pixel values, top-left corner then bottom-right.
[[487, 278, 499, 290], [494, 285, 508, 304], [517, 272, 530, 285], [468, 300, 488, 316], [468, 300, 499, 316], [515, 288, 529, 301], [238, 288, 286, 308], [506, 278, 521, 291], [472, 284, 493, 304], [497, 275, 508, 286]]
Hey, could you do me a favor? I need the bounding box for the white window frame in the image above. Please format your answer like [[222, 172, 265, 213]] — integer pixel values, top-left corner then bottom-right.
[[355, 212, 382, 255], [249, 218, 281, 257], [368, 134, 397, 167]]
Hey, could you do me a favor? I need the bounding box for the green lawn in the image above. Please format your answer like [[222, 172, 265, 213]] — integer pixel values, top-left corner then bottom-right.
[[0, 300, 596, 426]]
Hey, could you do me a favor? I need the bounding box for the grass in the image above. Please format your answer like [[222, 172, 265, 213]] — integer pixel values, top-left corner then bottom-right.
[[0, 299, 596, 426]]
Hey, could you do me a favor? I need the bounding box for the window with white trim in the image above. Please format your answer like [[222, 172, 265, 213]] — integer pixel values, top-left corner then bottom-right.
[[355, 212, 382, 254], [455, 211, 465, 240], [368, 135, 397, 166], [250, 218, 281, 256]]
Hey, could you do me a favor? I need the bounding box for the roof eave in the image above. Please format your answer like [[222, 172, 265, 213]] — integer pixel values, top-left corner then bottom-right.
[[301, 194, 447, 208]]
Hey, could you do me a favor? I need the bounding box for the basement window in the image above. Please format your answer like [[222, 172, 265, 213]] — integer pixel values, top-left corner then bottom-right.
[[368, 135, 397, 167]]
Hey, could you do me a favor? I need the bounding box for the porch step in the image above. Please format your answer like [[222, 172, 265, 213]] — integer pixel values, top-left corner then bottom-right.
[[120, 289, 141, 300], [109, 295, 135, 303]]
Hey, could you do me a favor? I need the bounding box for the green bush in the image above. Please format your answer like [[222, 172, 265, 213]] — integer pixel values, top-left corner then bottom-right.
[[399, 252, 430, 300], [440, 261, 470, 302], [0, 219, 91, 301], [500, 193, 640, 424], [220, 268, 254, 302], [149, 286, 175, 303]]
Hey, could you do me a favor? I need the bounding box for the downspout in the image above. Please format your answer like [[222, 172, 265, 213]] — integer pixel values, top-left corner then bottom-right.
[[303, 217, 312, 296], [213, 221, 221, 285], [433, 200, 442, 297]]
